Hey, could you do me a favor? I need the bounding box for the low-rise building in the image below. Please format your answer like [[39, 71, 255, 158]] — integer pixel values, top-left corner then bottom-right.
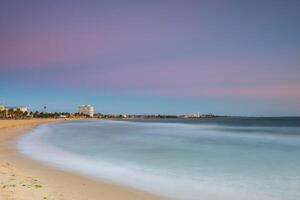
[[17, 106, 28, 113], [9, 106, 28, 113], [0, 104, 5, 111]]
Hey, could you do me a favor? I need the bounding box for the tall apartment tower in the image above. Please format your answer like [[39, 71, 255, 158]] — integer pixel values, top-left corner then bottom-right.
[[79, 104, 94, 117]]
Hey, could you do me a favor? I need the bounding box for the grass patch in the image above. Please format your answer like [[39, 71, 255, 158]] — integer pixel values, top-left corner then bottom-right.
[[34, 184, 43, 188]]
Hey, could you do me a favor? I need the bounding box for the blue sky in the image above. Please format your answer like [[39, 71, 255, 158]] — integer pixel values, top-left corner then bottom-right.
[[1, 0, 300, 116]]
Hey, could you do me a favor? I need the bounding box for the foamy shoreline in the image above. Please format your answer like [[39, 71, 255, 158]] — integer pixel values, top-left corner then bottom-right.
[[0, 119, 166, 200]]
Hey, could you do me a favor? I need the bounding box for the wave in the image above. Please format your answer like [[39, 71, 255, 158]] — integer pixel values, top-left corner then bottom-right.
[[17, 120, 300, 200]]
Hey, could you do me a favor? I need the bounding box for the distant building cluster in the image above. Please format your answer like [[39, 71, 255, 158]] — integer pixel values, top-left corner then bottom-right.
[[16, 106, 28, 113], [1, 102, 218, 120], [178, 113, 215, 118], [78, 104, 94, 117], [94, 113, 217, 119], [0, 104, 28, 118], [0, 104, 28, 113], [1, 103, 97, 119]]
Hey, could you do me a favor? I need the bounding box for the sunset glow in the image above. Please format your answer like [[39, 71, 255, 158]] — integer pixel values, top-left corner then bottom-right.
[[1, 0, 300, 115]]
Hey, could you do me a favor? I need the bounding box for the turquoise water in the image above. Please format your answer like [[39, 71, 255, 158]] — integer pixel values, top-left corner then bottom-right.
[[18, 118, 300, 200]]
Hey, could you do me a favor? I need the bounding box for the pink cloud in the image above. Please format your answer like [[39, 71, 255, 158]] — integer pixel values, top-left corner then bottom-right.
[[203, 85, 300, 98], [0, 3, 211, 70], [0, 17, 182, 69], [48, 56, 300, 99]]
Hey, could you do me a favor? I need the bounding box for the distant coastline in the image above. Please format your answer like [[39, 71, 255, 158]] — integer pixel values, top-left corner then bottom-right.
[[0, 103, 220, 120]]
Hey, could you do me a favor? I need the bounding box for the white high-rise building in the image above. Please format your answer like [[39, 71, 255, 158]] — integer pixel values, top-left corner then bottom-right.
[[79, 104, 94, 117]]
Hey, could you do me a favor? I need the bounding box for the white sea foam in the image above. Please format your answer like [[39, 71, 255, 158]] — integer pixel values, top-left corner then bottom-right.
[[17, 120, 300, 200]]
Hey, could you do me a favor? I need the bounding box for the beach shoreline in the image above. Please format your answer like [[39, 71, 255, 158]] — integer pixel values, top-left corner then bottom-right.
[[0, 119, 166, 200]]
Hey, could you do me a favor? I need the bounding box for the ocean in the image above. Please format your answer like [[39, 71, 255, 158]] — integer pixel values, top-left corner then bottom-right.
[[18, 117, 300, 200]]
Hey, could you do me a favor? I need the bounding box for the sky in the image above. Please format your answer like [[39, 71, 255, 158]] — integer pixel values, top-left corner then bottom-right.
[[0, 0, 300, 116]]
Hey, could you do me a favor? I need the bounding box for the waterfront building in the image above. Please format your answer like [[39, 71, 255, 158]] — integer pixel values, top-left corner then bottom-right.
[[10, 106, 28, 113], [0, 104, 5, 111], [17, 106, 28, 113], [0, 105, 27, 113], [79, 104, 94, 117]]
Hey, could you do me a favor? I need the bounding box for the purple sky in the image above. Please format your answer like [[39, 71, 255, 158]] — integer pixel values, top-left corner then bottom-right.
[[1, 0, 300, 115]]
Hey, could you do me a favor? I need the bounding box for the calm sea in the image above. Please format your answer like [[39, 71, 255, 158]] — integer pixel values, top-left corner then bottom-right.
[[18, 117, 300, 200]]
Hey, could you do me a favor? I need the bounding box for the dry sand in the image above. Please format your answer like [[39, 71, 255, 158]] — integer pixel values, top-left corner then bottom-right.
[[0, 119, 166, 200]]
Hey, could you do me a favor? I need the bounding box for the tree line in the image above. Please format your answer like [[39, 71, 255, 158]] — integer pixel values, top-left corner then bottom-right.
[[0, 109, 72, 119]]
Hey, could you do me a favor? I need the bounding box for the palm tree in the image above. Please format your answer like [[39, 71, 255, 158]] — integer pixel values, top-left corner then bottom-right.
[[0, 110, 5, 118]]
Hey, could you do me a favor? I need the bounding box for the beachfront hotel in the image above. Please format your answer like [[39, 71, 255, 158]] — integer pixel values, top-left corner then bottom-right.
[[78, 104, 94, 117], [0, 105, 28, 113], [0, 104, 5, 111], [16, 106, 28, 113]]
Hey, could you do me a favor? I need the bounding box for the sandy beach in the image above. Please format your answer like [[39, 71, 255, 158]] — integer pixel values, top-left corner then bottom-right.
[[0, 119, 166, 200]]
